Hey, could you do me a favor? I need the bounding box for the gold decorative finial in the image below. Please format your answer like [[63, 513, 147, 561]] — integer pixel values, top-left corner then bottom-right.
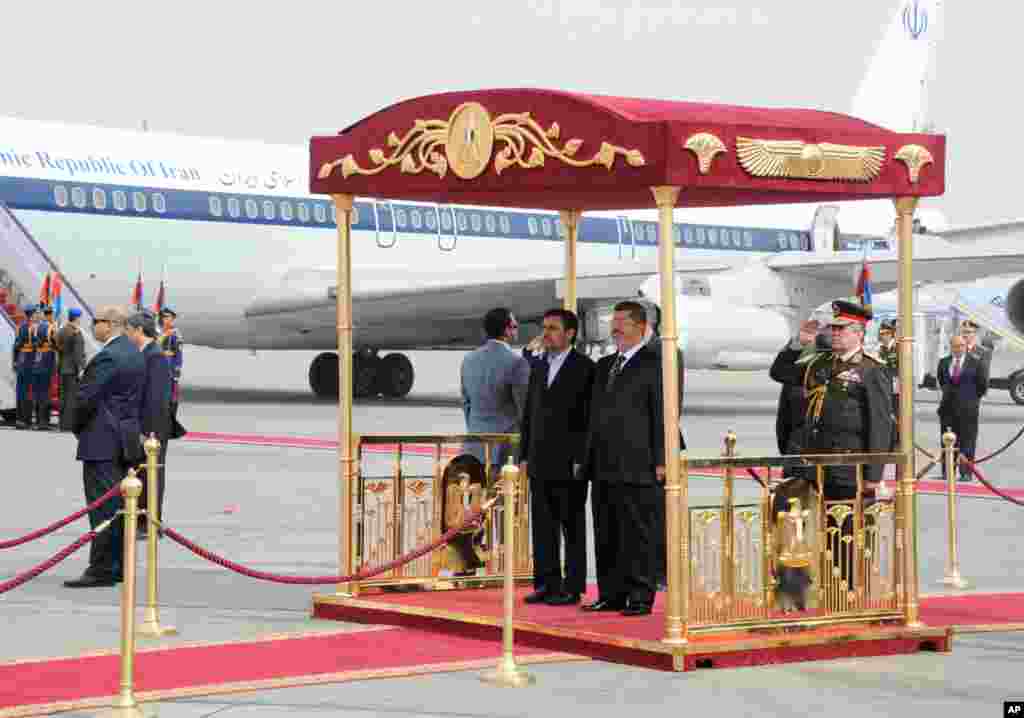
[[684, 132, 726, 174], [894, 144, 934, 184]]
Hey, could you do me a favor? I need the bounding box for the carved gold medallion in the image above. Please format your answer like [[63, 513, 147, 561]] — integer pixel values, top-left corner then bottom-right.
[[447, 102, 495, 180], [736, 137, 885, 182]]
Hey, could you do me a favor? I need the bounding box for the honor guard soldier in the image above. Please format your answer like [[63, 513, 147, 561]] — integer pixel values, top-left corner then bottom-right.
[[12, 305, 39, 429], [877, 319, 899, 438], [33, 305, 57, 430], [158, 307, 183, 412]]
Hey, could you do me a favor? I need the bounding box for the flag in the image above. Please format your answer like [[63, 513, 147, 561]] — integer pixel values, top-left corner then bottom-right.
[[855, 243, 873, 312], [153, 279, 165, 315], [38, 272, 51, 307], [130, 272, 143, 309], [51, 273, 63, 321]]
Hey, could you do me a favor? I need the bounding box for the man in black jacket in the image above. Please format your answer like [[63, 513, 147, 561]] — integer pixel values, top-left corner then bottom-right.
[[65, 306, 146, 588], [581, 300, 679, 616], [519, 309, 595, 606], [125, 311, 173, 539], [937, 334, 989, 481]]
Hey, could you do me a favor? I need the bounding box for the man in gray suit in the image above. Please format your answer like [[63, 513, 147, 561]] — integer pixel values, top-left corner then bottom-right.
[[460, 307, 530, 473]]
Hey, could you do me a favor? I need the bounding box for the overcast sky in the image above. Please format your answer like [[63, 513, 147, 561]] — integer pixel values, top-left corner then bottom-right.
[[3, 0, 1018, 227]]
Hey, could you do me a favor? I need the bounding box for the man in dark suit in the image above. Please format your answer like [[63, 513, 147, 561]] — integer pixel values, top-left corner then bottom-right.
[[937, 334, 989, 481], [126, 311, 172, 540], [65, 306, 146, 588], [582, 300, 678, 617], [519, 308, 595, 606]]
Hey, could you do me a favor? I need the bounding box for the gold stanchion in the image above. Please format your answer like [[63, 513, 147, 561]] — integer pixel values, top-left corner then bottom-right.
[[939, 429, 969, 589], [138, 434, 177, 638], [721, 431, 736, 607], [108, 470, 145, 717], [480, 458, 534, 687]]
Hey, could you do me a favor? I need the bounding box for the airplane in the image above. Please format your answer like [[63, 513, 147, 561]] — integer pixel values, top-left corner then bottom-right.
[[2, 0, 1024, 404]]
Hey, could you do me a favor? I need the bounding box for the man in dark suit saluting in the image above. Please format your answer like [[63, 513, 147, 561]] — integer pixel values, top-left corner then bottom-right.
[[65, 306, 146, 588], [937, 334, 988, 481], [519, 309, 595, 606], [582, 300, 675, 616]]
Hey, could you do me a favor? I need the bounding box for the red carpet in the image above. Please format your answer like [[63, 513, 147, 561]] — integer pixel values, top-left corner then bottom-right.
[[0, 627, 580, 716]]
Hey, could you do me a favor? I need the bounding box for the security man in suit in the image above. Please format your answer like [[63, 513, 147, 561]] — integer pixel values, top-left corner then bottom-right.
[[459, 307, 530, 471], [65, 306, 146, 588], [126, 311, 173, 539], [33, 305, 57, 430], [937, 334, 989, 481], [581, 300, 681, 617], [12, 304, 39, 429], [158, 307, 183, 416], [519, 308, 595, 606], [57, 308, 86, 432]]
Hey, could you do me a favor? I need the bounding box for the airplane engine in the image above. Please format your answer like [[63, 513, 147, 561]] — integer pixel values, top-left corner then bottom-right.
[[1005, 278, 1024, 336]]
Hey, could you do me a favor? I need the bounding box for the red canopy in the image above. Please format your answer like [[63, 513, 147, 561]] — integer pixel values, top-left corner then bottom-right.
[[310, 88, 945, 211]]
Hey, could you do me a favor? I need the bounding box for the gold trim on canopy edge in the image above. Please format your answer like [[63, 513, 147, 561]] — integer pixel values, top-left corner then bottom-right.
[[317, 102, 646, 182], [684, 133, 726, 175], [736, 137, 885, 182], [894, 144, 934, 184]]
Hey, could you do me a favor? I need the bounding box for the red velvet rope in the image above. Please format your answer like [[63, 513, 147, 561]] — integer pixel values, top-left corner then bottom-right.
[[959, 456, 1024, 507], [0, 529, 101, 594], [161, 507, 488, 585], [0, 485, 120, 550]]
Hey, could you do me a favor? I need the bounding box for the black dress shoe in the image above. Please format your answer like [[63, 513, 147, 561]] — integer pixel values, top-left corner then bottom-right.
[[581, 599, 625, 612], [621, 603, 653, 616], [524, 590, 549, 604], [544, 592, 581, 606], [63, 573, 118, 588]]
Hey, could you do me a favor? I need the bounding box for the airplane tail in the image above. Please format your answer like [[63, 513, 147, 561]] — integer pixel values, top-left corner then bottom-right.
[[850, 0, 943, 131]]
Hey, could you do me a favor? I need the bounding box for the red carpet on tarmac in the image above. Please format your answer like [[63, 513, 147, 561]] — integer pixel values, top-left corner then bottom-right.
[[183, 432, 1022, 500]]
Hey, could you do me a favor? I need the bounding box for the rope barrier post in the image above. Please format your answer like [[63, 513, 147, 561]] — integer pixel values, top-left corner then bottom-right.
[[481, 458, 535, 688], [139, 434, 177, 639], [939, 429, 969, 589], [109, 469, 145, 717]]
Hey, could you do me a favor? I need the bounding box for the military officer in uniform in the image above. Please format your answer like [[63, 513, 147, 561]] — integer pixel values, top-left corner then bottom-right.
[[12, 305, 39, 429], [769, 300, 894, 607], [158, 307, 183, 414], [877, 318, 899, 444], [33, 306, 57, 430], [959, 320, 992, 368]]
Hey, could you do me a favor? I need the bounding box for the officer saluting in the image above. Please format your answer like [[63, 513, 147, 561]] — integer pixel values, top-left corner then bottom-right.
[[771, 300, 894, 501], [12, 305, 39, 429], [158, 307, 183, 414]]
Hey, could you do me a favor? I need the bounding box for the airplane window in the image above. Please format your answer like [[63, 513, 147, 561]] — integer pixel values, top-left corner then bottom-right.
[[673, 226, 682, 246], [351, 207, 360, 225], [92, 188, 107, 210], [776, 233, 788, 250], [328, 204, 336, 224], [471, 213, 482, 233], [395, 208, 407, 228], [262, 200, 275, 220], [527, 217, 538, 236], [541, 217, 552, 236], [684, 227, 693, 244], [112, 190, 127, 211], [280, 201, 293, 221], [457, 212, 468, 232], [499, 215, 511, 234], [743, 231, 753, 248], [646, 224, 656, 244], [209, 196, 223, 217], [788, 234, 800, 250], [245, 199, 258, 219], [228, 197, 241, 218], [696, 227, 705, 245], [54, 185, 69, 208], [71, 186, 86, 209], [441, 211, 452, 231], [707, 228, 718, 246], [133, 192, 147, 212], [152, 193, 166, 214], [485, 214, 496, 233], [732, 230, 741, 248], [297, 203, 310, 222], [411, 209, 422, 229], [425, 212, 437, 230], [314, 204, 326, 223]]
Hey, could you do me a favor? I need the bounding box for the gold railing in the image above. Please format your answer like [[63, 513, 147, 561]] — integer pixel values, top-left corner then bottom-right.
[[349, 434, 532, 592], [677, 434, 907, 635]]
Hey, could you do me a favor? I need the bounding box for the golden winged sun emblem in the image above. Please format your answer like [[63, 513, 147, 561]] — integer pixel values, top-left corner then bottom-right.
[[736, 137, 885, 182]]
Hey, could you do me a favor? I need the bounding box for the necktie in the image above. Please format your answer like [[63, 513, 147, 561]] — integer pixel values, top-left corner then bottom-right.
[[607, 353, 626, 389], [952, 357, 961, 381]]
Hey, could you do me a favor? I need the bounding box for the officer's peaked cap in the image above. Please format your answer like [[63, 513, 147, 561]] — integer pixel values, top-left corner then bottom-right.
[[829, 300, 872, 326]]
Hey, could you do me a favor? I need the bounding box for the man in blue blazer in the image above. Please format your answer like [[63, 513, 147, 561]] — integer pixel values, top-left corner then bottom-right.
[[937, 334, 989, 481], [65, 306, 146, 588]]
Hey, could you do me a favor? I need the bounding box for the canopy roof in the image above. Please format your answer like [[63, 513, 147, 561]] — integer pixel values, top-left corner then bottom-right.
[[310, 88, 945, 211]]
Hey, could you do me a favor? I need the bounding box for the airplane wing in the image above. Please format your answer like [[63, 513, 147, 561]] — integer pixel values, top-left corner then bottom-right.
[[931, 219, 1024, 245], [767, 246, 1024, 292]]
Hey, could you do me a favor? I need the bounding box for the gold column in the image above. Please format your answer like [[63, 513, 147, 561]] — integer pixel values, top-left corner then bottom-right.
[[940, 429, 969, 588], [651, 185, 685, 645], [894, 196, 920, 626], [559, 210, 582, 315], [110, 470, 145, 717], [138, 435, 176, 638], [333, 194, 355, 596], [480, 459, 535, 687]]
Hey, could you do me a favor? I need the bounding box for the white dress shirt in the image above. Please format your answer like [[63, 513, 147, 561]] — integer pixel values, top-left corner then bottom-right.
[[546, 348, 571, 387]]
